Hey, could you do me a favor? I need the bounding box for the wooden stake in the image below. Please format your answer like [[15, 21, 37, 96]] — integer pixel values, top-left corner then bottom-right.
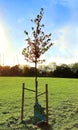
[[21, 83, 25, 121], [46, 84, 48, 124]]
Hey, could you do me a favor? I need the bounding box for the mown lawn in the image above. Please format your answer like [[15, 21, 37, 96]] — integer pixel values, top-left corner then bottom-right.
[[0, 77, 78, 130]]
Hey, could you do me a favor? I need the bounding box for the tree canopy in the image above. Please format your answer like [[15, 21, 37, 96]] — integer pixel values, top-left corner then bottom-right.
[[22, 8, 53, 64]]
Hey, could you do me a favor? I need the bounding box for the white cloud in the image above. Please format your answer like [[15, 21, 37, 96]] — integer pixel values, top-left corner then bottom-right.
[[44, 24, 78, 65], [55, 25, 78, 49]]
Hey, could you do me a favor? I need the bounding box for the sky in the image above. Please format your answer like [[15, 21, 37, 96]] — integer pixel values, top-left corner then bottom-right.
[[0, 0, 78, 66]]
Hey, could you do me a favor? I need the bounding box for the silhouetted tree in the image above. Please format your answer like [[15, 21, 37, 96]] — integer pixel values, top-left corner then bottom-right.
[[53, 64, 74, 78], [2, 66, 11, 76], [0, 66, 3, 76], [75, 70, 78, 78], [22, 65, 30, 76], [70, 63, 78, 73], [10, 65, 22, 76]]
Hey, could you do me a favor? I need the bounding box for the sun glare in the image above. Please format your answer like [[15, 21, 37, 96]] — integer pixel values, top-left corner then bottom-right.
[[0, 22, 15, 66], [0, 23, 7, 53]]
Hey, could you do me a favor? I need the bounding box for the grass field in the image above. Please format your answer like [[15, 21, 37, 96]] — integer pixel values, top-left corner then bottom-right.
[[0, 77, 78, 130]]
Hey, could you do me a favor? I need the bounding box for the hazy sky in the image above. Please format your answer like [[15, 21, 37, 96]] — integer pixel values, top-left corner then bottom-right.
[[0, 0, 78, 66]]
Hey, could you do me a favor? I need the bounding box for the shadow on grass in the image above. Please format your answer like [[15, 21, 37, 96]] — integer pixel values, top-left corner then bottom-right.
[[35, 123, 53, 130], [21, 116, 53, 130]]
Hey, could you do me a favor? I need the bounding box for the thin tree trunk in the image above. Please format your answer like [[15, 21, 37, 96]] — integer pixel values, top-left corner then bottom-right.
[[35, 60, 38, 103]]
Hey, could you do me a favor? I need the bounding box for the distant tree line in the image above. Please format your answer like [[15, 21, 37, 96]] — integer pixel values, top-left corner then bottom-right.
[[0, 63, 78, 78]]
